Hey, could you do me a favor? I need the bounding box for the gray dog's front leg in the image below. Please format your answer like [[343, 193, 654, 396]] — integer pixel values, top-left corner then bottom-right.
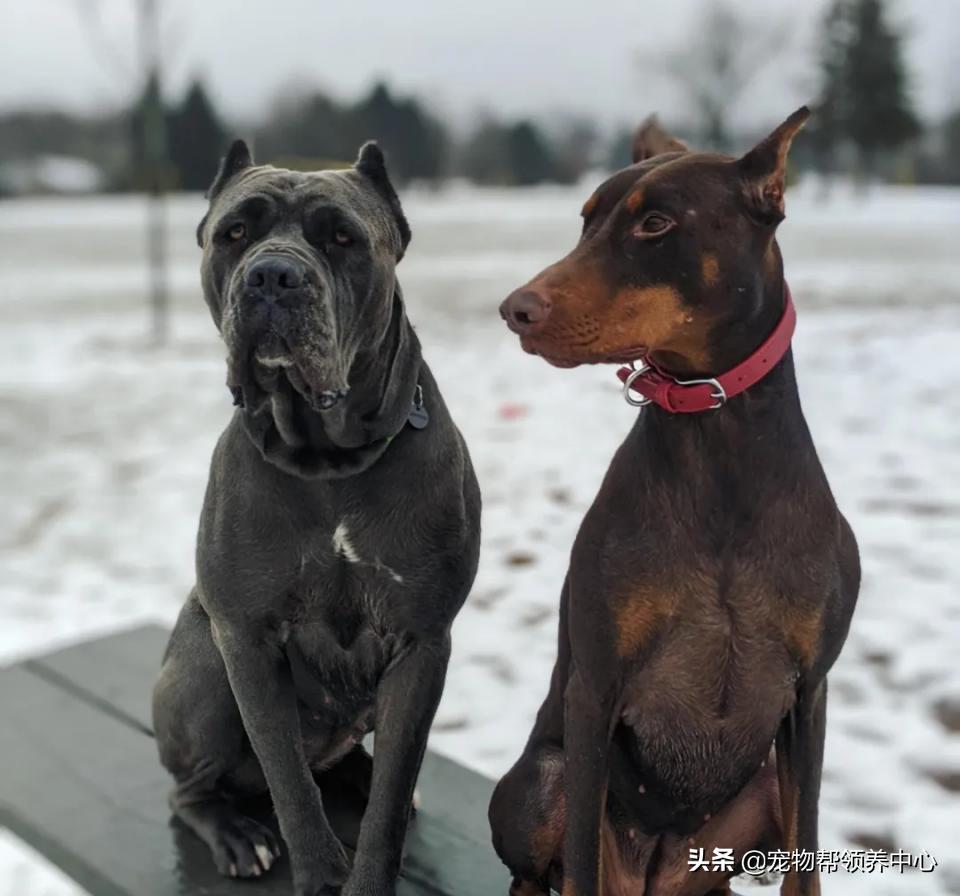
[[217, 625, 349, 896], [342, 636, 451, 896]]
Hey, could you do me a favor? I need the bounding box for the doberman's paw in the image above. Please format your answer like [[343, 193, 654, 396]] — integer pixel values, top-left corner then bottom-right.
[[510, 877, 550, 895], [210, 813, 281, 878]]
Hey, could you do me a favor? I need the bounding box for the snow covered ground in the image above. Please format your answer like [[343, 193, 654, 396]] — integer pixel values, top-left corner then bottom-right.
[[1, 181, 958, 894]]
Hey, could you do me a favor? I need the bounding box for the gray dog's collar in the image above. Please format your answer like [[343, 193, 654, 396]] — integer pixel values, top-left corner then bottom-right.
[[240, 378, 427, 480]]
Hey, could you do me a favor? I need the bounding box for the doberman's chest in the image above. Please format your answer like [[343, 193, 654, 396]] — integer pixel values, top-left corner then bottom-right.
[[604, 564, 807, 826], [568, 499, 817, 824], [624, 610, 794, 761]]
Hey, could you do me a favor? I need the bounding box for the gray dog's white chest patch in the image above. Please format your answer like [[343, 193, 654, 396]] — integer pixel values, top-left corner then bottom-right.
[[331, 521, 404, 584], [332, 522, 362, 564]]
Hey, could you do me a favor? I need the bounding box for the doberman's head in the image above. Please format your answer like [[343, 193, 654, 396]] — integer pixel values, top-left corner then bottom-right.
[[500, 107, 809, 376]]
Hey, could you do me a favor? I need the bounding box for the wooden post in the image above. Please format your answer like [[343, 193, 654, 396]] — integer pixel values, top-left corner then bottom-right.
[[139, 0, 169, 346]]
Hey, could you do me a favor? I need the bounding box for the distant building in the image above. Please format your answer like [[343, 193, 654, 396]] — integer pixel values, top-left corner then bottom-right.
[[0, 155, 106, 197]]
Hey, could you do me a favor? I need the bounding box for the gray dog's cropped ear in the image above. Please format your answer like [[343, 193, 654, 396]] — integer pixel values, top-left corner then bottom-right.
[[632, 115, 688, 164], [355, 142, 411, 259], [197, 139, 254, 247], [207, 139, 253, 200]]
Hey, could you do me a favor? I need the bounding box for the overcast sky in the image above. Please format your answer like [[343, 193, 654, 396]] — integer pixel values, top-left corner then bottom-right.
[[5, 0, 958, 132]]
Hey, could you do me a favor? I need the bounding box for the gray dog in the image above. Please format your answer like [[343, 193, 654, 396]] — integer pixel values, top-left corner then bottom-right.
[[152, 140, 481, 896]]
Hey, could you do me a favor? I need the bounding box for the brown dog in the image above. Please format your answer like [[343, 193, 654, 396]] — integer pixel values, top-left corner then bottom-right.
[[489, 108, 860, 896]]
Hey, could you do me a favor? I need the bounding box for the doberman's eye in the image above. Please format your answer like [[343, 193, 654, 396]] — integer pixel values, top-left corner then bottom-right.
[[637, 212, 675, 237], [333, 228, 353, 248], [227, 222, 246, 241]]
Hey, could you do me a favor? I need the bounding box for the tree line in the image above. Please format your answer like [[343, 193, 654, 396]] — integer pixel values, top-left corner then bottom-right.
[[1, 0, 958, 194], [2, 77, 605, 193]]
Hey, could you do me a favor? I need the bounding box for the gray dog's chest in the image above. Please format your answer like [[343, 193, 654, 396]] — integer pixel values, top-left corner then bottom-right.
[[292, 516, 408, 620], [323, 519, 406, 587], [277, 518, 408, 740]]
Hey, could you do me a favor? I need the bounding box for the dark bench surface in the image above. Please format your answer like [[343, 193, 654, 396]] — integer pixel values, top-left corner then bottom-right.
[[0, 624, 510, 896]]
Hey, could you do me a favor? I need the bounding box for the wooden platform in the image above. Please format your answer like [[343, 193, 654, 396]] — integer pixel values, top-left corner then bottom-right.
[[0, 625, 510, 896]]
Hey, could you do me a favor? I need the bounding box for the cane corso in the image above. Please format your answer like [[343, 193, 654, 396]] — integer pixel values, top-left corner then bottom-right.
[[491, 109, 860, 895], [152, 140, 481, 896]]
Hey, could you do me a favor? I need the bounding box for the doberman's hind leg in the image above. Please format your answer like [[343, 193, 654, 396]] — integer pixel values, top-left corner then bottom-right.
[[152, 593, 282, 878], [647, 758, 783, 896], [489, 744, 566, 895], [775, 681, 827, 896]]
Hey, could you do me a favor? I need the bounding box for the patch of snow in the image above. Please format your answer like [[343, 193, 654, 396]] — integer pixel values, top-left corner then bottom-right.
[[0, 829, 88, 896], [1, 184, 958, 894]]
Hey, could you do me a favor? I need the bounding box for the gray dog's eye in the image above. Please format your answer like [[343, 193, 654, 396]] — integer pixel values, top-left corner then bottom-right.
[[228, 222, 246, 241], [333, 228, 353, 248]]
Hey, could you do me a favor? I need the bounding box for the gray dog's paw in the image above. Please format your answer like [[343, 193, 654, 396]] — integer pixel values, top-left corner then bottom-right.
[[293, 850, 351, 896], [340, 880, 395, 896], [211, 814, 281, 878], [294, 878, 348, 896]]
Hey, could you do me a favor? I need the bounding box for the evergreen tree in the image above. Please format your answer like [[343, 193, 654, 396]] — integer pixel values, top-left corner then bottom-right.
[[256, 90, 351, 165], [168, 79, 226, 191], [254, 83, 447, 179], [844, 0, 920, 173], [129, 72, 169, 189], [505, 121, 555, 185], [460, 119, 511, 184], [809, 0, 850, 177], [814, 0, 920, 177], [350, 82, 447, 182], [553, 119, 598, 184], [459, 118, 557, 186]]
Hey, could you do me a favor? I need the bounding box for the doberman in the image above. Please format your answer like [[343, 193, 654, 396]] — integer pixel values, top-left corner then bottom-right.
[[490, 108, 860, 895]]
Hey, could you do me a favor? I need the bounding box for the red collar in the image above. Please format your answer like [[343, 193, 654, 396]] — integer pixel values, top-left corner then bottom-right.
[[616, 284, 796, 413]]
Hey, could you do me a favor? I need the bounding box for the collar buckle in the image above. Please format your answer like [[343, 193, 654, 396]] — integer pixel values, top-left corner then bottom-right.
[[621, 361, 653, 407], [672, 376, 727, 410]]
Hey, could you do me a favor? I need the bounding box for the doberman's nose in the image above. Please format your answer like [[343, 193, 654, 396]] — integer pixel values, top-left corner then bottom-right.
[[500, 288, 552, 334], [245, 255, 305, 300]]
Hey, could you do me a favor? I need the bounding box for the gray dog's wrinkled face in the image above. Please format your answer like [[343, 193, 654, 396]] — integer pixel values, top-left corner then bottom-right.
[[197, 141, 411, 411]]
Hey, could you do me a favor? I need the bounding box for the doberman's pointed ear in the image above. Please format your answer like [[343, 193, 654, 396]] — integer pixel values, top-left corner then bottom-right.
[[354, 141, 411, 259], [737, 106, 810, 223], [632, 115, 688, 163], [207, 139, 253, 200]]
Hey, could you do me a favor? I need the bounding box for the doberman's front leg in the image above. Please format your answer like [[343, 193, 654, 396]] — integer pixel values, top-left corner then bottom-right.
[[776, 679, 827, 896], [216, 624, 348, 896], [562, 670, 614, 896], [342, 635, 451, 896]]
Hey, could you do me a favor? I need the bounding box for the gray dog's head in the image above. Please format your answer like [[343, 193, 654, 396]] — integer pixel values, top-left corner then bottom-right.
[[197, 140, 411, 412]]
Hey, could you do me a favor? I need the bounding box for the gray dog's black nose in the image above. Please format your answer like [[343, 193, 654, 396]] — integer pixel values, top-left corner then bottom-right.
[[245, 255, 305, 298]]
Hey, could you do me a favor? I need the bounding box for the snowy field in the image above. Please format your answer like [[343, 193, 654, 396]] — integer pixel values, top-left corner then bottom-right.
[[1, 182, 959, 894]]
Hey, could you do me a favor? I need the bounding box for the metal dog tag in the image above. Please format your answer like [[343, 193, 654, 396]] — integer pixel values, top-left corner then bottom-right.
[[407, 385, 429, 430], [407, 405, 429, 429]]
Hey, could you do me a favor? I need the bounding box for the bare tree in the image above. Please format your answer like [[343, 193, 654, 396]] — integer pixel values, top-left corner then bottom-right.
[[639, 0, 790, 151], [137, 0, 170, 345], [74, 0, 174, 345]]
